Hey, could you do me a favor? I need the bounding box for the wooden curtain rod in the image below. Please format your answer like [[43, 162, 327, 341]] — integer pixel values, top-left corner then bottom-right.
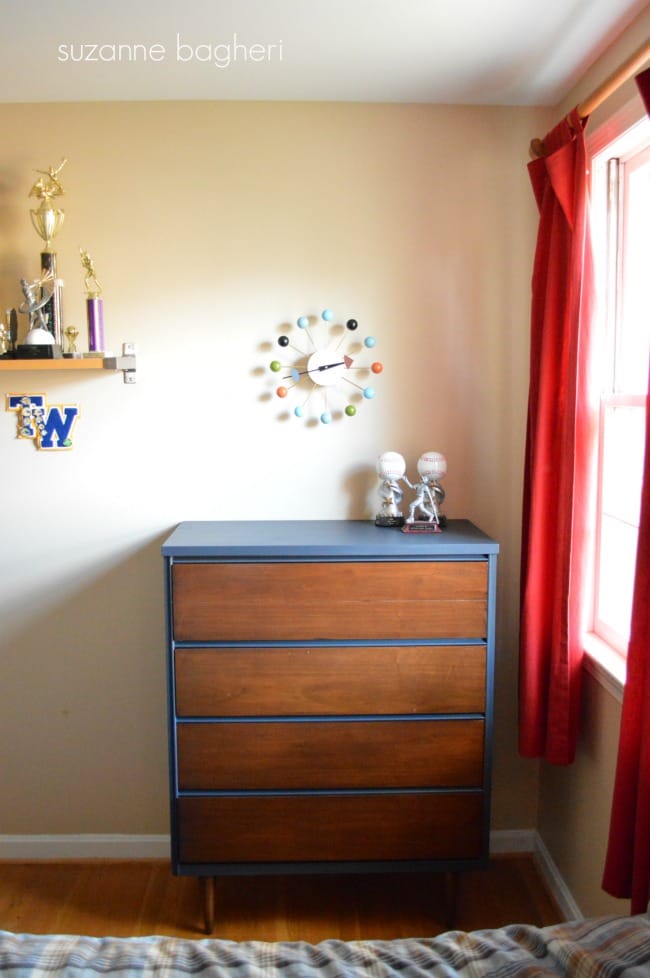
[[530, 38, 650, 158]]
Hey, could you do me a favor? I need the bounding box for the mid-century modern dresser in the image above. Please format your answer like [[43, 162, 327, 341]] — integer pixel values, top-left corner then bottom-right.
[[162, 519, 498, 932]]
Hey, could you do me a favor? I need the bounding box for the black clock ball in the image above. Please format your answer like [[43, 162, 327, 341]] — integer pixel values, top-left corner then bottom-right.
[[278, 335, 290, 346], [346, 319, 358, 331]]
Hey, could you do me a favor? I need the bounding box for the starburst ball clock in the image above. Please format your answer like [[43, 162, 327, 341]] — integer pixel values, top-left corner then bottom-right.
[[268, 309, 383, 424]]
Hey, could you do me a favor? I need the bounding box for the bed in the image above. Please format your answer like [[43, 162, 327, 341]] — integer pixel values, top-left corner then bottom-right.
[[1, 914, 649, 977]]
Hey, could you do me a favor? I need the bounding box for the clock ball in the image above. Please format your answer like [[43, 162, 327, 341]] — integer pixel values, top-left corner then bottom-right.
[[294, 405, 304, 418], [276, 386, 288, 398], [270, 360, 281, 372], [297, 316, 309, 329], [278, 335, 289, 347], [376, 451, 406, 480], [346, 319, 358, 331], [417, 451, 447, 480], [371, 361, 383, 374], [320, 411, 333, 424], [321, 309, 334, 322], [345, 404, 357, 416], [364, 336, 377, 348], [363, 387, 375, 399]]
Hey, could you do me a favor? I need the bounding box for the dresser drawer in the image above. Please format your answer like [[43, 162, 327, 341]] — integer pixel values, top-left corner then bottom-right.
[[172, 561, 488, 641], [175, 645, 486, 717], [178, 792, 484, 864], [177, 718, 484, 790]]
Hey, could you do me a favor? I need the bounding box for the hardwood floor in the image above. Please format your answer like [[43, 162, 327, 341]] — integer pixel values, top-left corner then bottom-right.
[[0, 856, 562, 941]]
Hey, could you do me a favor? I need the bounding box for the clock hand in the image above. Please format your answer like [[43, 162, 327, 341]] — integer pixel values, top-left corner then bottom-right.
[[284, 355, 353, 380]]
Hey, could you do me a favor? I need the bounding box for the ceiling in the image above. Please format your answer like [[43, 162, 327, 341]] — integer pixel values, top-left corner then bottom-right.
[[1, 0, 647, 106]]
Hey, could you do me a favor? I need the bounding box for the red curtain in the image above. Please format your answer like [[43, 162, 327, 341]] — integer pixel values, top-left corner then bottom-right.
[[519, 107, 595, 765], [601, 67, 650, 917], [602, 363, 650, 914]]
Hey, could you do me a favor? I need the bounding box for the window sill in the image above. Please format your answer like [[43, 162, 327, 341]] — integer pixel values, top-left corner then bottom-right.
[[583, 633, 626, 703]]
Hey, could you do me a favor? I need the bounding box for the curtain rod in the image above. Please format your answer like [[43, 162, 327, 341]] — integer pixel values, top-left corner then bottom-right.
[[530, 38, 650, 158]]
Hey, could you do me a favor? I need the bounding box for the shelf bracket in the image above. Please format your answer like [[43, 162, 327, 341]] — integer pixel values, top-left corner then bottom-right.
[[103, 344, 136, 383]]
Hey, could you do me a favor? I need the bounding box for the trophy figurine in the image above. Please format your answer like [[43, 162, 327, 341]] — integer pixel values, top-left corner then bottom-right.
[[375, 451, 407, 527], [80, 248, 105, 353], [28, 158, 67, 345], [403, 451, 447, 532], [19, 275, 55, 346]]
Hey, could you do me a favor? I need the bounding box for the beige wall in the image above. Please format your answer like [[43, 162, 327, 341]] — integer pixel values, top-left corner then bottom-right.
[[535, 7, 650, 919], [0, 98, 545, 837]]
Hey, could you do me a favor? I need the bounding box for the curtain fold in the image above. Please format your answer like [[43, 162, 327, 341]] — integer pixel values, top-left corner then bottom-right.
[[601, 68, 650, 917], [519, 107, 595, 765]]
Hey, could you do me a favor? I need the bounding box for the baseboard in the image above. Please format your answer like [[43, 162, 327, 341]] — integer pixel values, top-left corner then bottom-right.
[[489, 829, 537, 853], [0, 834, 170, 860], [0, 828, 583, 921], [530, 832, 583, 921], [490, 828, 583, 922], [1, 830, 538, 862]]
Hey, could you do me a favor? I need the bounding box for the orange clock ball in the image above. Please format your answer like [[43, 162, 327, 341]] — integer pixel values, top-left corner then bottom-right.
[[371, 361, 383, 374], [276, 386, 288, 398]]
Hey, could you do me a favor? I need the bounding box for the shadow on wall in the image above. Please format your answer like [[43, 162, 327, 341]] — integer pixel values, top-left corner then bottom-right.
[[0, 529, 174, 832]]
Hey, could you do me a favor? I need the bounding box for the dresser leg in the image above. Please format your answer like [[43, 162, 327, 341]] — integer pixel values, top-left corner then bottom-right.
[[444, 871, 459, 930], [202, 876, 216, 934]]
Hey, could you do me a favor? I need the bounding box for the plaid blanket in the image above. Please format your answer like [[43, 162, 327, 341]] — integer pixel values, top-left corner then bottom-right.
[[1, 915, 649, 977]]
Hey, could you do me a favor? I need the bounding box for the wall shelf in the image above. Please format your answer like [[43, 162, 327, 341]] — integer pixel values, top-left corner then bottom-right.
[[0, 353, 136, 383]]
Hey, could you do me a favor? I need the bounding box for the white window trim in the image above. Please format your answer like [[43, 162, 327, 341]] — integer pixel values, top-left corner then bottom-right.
[[583, 632, 625, 702], [583, 95, 649, 701]]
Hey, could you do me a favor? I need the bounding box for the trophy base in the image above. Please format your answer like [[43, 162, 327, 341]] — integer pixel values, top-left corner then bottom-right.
[[402, 516, 447, 534], [16, 344, 62, 359], [375, 515, 405, 528]]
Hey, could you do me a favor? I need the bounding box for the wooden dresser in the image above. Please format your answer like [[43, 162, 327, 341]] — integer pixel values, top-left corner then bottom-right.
[[162, 520, 498, 931]]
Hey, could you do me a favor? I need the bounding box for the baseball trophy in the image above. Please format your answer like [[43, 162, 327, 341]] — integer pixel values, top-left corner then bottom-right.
[[375, 451, 407, 526], [80, 248, 105, 353], [29, 159, 67, 346], [403, 451, 447, 532]]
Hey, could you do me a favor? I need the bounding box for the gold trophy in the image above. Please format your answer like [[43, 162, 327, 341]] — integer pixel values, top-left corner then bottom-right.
[[29, 159, 67, 345]]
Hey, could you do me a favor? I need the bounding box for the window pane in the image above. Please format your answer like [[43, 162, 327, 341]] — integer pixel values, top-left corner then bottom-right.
[[616, 147, 650, 393], [601, 403, 646, 527], [596, 514, 639, 647]]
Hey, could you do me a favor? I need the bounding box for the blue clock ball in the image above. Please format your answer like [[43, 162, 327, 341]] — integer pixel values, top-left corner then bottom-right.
[[364, 336, 377, 348], [320, 411, 333, 424], [363, 387, 375, 399], [321, 309, 334, 322], [294, 405, 304, 418], [297, 316, 309, 329]]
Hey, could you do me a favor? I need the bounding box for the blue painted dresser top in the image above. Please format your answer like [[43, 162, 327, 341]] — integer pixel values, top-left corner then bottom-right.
[[162, 519, 499, 559]]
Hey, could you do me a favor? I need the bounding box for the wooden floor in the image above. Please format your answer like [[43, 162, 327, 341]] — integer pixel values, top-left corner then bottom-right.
[[0, 856, 562, 942]]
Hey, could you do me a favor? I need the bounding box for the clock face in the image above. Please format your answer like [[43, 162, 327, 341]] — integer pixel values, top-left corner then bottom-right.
[[268, 309, 383, 424]]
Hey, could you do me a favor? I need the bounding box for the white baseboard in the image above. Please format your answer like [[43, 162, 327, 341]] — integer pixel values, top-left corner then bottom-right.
[[530, 833, 583, 922], [0, 828, 582, 922], [489, 829, 537, 853], [0, 834, 170, 860]]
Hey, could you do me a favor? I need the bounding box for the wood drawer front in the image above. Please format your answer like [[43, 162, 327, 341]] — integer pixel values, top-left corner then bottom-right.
[[178, 792, 483, 864], [177, 719, 484, 790], [175, 645, 486, 717], [172, 561, 487, 642]]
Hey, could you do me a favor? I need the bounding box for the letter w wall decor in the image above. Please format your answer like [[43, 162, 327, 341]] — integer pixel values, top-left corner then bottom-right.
[[6, 394, 80, 450]]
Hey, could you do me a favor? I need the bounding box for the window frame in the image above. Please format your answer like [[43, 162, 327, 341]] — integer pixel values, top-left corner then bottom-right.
[[583, 98, 650, 698]]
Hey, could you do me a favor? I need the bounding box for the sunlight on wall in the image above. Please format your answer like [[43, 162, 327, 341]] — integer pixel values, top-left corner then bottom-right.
[[0, 99, 544, 834]]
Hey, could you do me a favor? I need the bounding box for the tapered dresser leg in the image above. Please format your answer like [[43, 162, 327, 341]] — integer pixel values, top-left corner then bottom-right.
[[202, 876, 216, 935], [444, 871, 459, 930]]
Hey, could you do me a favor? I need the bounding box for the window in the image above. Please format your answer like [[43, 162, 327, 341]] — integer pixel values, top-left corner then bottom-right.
[[587, 107, 650, 685]]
